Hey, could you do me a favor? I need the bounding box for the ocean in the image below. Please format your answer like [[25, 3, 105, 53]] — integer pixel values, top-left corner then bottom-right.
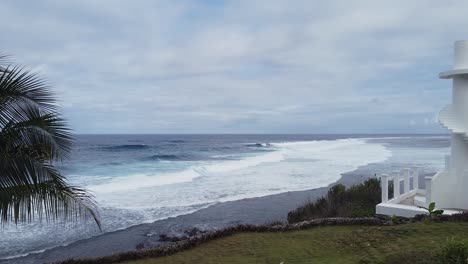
[[0, 134, 450, 260]]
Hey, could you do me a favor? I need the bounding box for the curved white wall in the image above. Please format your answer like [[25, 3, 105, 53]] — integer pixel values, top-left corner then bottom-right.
[[454, 41, 468, 69], [447, 134, 468, 208], [453, 77, 468, 124]]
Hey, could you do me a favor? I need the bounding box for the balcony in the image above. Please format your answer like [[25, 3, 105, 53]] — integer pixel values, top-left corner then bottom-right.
[[376, 158, 464, 217]]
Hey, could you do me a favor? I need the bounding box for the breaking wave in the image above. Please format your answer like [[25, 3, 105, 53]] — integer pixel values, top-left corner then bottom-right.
[[101, 144, 149, 151], [87, 138, 391, 195]]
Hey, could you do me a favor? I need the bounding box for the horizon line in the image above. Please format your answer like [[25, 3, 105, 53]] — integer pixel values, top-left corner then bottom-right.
[[73, 133, 449, 135]]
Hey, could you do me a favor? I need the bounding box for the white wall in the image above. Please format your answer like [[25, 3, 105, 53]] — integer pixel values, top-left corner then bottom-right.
[[453, 77, 468, 124]]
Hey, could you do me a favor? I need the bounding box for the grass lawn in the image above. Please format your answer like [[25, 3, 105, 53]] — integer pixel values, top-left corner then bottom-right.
[[123, 222, 468, 264]]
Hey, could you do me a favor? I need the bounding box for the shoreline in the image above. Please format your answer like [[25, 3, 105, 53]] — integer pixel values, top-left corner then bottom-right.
[[5, 165, 385, 264]]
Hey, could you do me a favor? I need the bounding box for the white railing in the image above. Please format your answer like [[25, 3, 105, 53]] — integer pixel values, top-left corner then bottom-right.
[[380, 155, 455, 208], [380, 168, 421, 204]]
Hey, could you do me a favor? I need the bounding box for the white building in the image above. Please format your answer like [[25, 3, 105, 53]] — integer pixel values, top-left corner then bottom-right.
[[376, 40, 468, 217]]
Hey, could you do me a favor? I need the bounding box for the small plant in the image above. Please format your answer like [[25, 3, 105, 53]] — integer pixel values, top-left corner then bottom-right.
[[418, 202, 444, 217], [438, 239, 468, 264]]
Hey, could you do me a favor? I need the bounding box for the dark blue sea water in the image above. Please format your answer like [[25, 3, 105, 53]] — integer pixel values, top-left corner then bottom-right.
[[0, 134, 450, 260]]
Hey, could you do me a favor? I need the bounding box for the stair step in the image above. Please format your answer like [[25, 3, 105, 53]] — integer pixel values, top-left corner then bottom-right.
[[439, 105, 468, 141]]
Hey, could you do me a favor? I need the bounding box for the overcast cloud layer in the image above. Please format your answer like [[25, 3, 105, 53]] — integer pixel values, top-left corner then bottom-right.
[[1, 0, 466, 134]]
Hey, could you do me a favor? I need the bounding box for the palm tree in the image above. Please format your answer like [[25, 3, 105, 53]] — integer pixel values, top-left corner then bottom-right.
[[0, 54, 100, 228]]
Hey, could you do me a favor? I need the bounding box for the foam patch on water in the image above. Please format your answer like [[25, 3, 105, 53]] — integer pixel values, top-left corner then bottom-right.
[[88, 169, 201, 193]]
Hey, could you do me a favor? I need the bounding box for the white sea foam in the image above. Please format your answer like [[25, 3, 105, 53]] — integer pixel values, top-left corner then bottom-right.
[[88, 169, 201, 193], [87, 138, 391, 195], [88, 143, 286, 194]]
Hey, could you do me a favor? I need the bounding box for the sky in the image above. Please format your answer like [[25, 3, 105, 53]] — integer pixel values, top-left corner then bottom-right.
[[1, 0, 467, 134]]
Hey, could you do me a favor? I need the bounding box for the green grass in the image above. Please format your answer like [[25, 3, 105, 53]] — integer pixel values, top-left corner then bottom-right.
[[123, 222, 468, 264]]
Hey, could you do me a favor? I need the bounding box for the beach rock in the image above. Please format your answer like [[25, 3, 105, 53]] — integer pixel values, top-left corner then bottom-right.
[[159, 228, 208, 242], [135, 243, 145, 250], [158, 231, 187, 242], [184, 227, 208, 237]]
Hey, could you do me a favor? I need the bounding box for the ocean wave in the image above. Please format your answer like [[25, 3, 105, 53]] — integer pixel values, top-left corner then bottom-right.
[[167, 140, 185, 143], [88, 150, 285, 194], [142, 154, 230, 162], [100, 162, 123, 166], [142, 154, 200, 161], [88, 169, 202, 193], [245, 143, 272, 147], [144, 154, 181, 161], [87, 138, 392, 194], [101, 144, 149, 151]]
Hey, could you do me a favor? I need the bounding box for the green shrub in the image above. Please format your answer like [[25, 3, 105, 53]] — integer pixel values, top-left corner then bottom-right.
[[438, 239, 468, 264], [287, 178, 381, 223], [391, 214, 399, 224]]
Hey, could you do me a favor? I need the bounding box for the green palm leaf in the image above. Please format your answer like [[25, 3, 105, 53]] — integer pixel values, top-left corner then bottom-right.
[[0, 55, 100, 228]]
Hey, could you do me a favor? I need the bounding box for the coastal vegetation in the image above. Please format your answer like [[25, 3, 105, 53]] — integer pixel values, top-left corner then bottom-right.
[[288, 178, 381, 223], [0, 54, 99, 226]]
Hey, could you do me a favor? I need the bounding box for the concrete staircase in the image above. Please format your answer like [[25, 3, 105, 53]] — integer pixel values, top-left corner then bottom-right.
[[439, 105, 468, 139]]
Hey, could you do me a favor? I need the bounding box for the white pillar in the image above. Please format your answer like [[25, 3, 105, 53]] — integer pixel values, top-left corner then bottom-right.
[[445, 155, 451, 171], [453, 72, 468, 125], [413, 168, 419, 191], [425, 176, 432, 207], [381, 174, 389, 203], [393, 171, 400, 199], [404, 168, 410, 194], [454, 40, 468, 69], [451, 134, 468, 176]]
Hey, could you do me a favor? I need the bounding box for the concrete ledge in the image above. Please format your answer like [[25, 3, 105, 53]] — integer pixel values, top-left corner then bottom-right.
[[414, 196, 426, 207], [376, 203, 428, 218], [377, 203, 464, 218], [439, 68, 468, 79]]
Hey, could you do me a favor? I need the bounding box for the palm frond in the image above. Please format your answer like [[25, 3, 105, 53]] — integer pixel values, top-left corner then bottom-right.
[[0, 53, 9, 72], [0, 181, 101, 228], [0, 53, 100, 228], [1, 104, 72, 161], [0, 66, 57, 127], [0, 142, 101, 229]]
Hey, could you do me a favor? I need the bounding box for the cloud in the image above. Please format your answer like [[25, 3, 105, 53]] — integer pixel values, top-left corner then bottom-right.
[[0, 0, 464, 133]]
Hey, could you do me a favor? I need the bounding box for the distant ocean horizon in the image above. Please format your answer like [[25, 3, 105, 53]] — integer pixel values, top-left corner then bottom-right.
[[0, 134, 450, 260]]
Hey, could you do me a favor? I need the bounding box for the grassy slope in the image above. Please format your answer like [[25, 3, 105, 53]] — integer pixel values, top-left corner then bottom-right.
[[124, 222, 468, 264]]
